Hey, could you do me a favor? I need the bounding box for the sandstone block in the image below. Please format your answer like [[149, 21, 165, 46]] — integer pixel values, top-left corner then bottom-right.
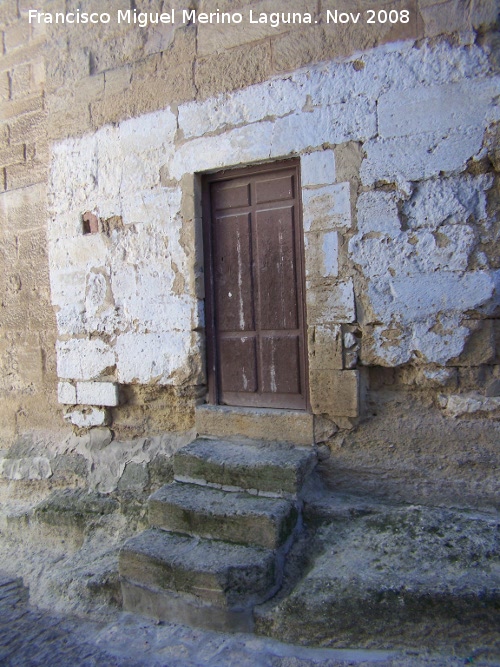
[[309, 369, 359, 417], [174, 438, 317, 496], [0, 144, 25, 168], [104, 65, 132, 97], [149, 483, 297, 550], [4, 20, 30, 53], [307, 324, 343, 371], [453, 320, 496, 367], [120, 529, 276, 608], [197, 0, 311, 56], [195, 404, 314, 446], [0, 94, 44, 121], [8, 109, 46, 144], [420, 0, 470, 37], [5, 160, 46, 190], [306, 279, 356, 325], [195, 40, 272, 100], [10, 63, 32, 99]]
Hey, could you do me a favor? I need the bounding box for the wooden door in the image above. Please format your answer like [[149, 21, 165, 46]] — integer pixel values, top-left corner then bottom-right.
[[203, 160, 308, 410]]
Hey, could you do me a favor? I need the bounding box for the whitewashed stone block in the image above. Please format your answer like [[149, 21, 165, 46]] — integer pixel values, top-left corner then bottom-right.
[[356, 190, 401, 236], [64, 406, 110, 427], [378, 78, 500, 139], [58, 381, 77, 405], [305, 231, 339, 280], [301, 151, 336, 187], [361, 128, 484, 186], [403, 174, 491, 230], [302, 183, 351, 232], [56, 339, 116, 381], [76, 382, 119, 407]]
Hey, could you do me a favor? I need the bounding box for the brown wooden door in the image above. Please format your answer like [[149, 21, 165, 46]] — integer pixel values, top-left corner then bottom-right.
[[203, 160, 308, 410]]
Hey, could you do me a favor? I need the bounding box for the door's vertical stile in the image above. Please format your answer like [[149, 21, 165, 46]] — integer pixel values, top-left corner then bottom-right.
[[250, 177, 263, 400]]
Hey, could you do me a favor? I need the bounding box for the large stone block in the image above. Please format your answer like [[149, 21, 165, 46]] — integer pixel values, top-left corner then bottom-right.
[[195, 40, 272, 100], [120, 529, 276, 608], [195, 405, 314, 446], [306, 279, 356, 324], [361, 128, 485, 186], [174, 438, 317, 496], [309, 369, 360, 417], [378, 79, 500, 139], [149, 483, 297, 549], [64, 406, 110, 428], [301, 150, 336, 187], [304, 230, 339, 283], [0, 144, 26, 169], [307, 323, 343, 371], [56, 339, 115, 381], [197, 0, 312, 56], [302, 183, 351, 232], [76, 381, 119, 407]]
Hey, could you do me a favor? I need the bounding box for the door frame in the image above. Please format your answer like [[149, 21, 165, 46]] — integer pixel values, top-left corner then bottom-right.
[[201, 158, 310, 410]]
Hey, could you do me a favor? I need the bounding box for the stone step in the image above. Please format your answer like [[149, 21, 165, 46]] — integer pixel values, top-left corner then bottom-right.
[[119, 529, 278, 611], [173, 438, 317, 497], [196, 405, 314, 446], [149, 482, 298, 549]]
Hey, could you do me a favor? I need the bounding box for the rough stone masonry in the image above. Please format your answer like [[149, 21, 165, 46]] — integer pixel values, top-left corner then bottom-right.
[[0, 0, 499, 551]]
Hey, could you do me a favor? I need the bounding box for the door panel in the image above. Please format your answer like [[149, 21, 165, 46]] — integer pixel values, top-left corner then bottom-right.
[[203, 160, 308, 410], [213, 213, 254, 332], [260, 335, 301, 395], [255, 206, 298, 331]]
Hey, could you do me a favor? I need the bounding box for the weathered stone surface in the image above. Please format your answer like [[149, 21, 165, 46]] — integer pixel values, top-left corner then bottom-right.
[[34, 489, 119, 530], [174, 438, 316, 496], [307, 324, 343, 371], [196, 405, 314, 446], [119, 529, 277, 608], [309, 370, 360, 418], [255, 503, 500, 650], [440, 392, 500, 419], [149, 482, 298, 549], [121, 580, 255, 633], [64, 406, 110, 428], [378, 78, 500, 139], [301, 150, 336, 187]]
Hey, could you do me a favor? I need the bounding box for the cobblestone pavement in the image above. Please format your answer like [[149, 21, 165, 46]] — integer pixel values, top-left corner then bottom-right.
[[0, 573, 497, 667]]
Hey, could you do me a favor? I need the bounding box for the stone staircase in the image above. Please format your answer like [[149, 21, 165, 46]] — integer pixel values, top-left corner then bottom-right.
[[119, 407, 317, 632]]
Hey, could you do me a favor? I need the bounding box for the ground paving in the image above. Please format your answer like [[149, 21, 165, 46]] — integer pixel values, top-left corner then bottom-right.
[[0, 572, 497, 667]]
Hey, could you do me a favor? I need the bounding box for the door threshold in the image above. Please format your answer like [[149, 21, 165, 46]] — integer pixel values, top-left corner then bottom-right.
[[195, 404, 314, 447]]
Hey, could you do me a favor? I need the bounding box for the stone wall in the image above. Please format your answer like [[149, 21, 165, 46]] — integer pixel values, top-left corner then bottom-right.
[[0, 1, 61, 459], [1, 0, 499, 502]]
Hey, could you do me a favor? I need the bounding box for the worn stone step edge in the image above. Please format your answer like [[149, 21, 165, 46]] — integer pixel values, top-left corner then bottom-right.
[[174, 438, 317, 497], [148, 482, 299, 550], [121, 579, 255, 633], [119, 529, 279, 609]]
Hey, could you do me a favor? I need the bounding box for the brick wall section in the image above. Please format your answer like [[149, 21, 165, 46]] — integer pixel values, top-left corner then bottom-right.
[[0, 3, 59, 447]]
